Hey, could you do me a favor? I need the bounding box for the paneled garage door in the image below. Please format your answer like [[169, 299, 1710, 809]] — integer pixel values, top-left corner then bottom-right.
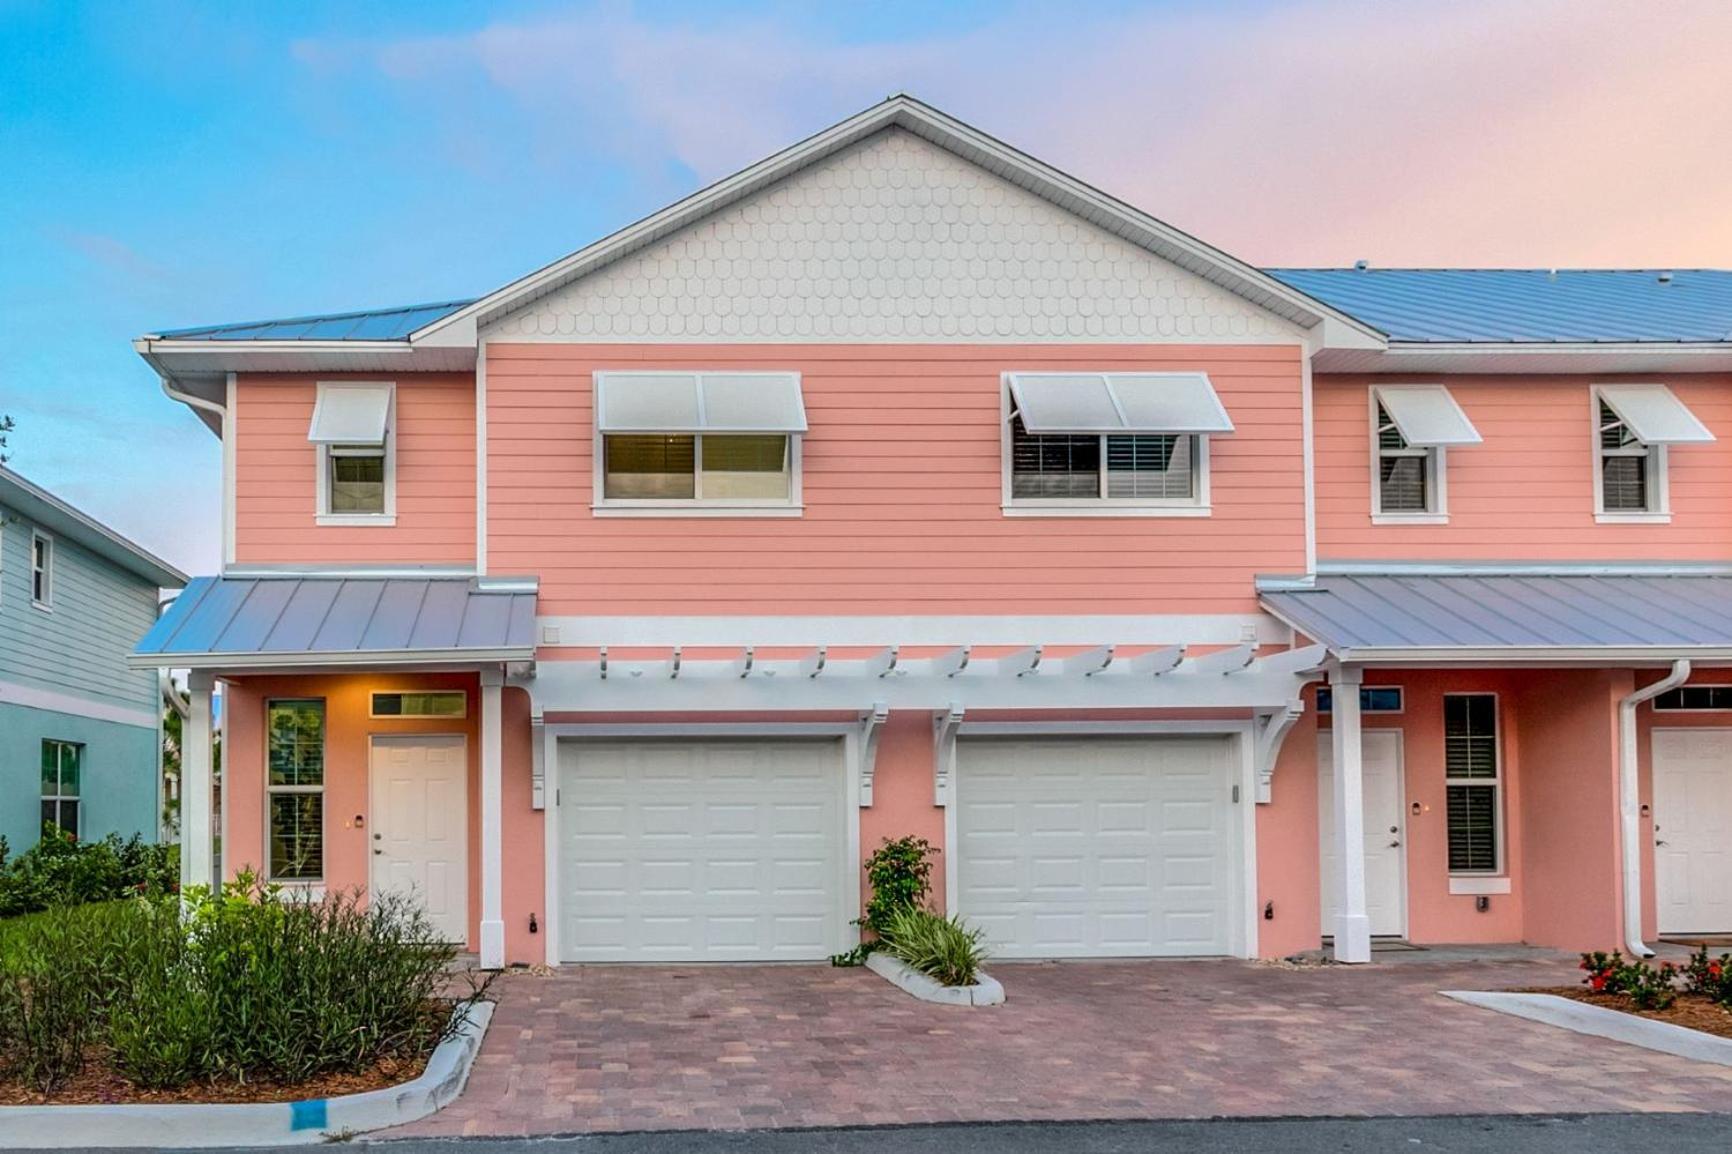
[[558, 739, 847, 962], [955, 736, 1238, 958]]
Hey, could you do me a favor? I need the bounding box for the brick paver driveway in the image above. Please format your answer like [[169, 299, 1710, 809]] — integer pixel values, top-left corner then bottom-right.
[[388, 953, 1732, 1137]]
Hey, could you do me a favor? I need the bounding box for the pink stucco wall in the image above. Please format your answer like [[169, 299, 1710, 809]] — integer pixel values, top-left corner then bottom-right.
[[232, 373, 477, 566], [221, 672, 544, 966], [485, 343, 1306, 617], [1315, 373, 1732, 562]]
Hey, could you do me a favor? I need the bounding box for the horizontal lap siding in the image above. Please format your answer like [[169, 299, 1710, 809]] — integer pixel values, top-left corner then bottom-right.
[[1316, 374, 1732, 562], [233, 374, 476, 565], [486, 343, 1305, 616]]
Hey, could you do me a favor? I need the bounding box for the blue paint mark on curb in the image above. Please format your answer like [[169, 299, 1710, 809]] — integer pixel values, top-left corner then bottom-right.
[[290, 1098, 329, 1131]]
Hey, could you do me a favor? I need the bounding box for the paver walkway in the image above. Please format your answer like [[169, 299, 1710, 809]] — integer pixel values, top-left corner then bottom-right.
[[387, 953, 1732, 1137]]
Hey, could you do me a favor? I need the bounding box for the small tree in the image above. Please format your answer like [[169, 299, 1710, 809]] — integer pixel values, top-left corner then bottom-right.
[[0, 414, 13, 463]]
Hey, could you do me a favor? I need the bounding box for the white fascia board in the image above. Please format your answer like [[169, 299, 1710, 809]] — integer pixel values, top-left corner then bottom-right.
[[1311, 560, 1732, 578], [127, 647, 535, 671], [1315, 342, 1732, 375], [1333, 646, 1732, 667], [417, 95, 1386, 351]]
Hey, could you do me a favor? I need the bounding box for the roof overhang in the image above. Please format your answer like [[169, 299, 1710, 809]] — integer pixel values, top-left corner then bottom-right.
[[0, 466, 187, 588], [1313, 341, 1732, 375]]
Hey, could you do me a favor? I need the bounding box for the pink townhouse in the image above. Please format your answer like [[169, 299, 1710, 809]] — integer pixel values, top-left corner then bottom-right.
[[131, 96, 1732, 969]]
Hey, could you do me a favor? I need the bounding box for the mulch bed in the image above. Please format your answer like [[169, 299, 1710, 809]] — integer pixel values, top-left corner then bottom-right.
[[0, 1049, 431, 1107], [1530, 987, 1732, 1041]]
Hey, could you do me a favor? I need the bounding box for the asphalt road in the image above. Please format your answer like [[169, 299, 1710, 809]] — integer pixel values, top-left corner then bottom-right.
[[58, 1113, 1732, 1154]]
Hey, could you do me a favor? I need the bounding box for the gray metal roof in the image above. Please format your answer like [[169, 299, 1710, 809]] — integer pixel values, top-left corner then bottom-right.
[[0, 466, 186, 589], [1268, 269, 1732, 344], [1260, 574, 1732, 661], [131, 576, 536, 668], [153, 301, 475, 343]]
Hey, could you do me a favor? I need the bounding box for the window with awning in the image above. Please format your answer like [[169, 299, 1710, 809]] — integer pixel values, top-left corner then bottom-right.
[[594, 372, 806, 508], [309, 383, 393, 520], [1593, 384, 1712, 519], [1003, 372, 1230, 510]]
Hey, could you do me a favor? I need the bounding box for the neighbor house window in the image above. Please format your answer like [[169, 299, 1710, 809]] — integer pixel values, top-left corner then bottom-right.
[[1444, 694, 1500, 873], [266, 699, 325, 881], [593, 372, 807, 512], [41, 740, 82, 837], [307, 382, 395, 523], [1597, 398, 1655, 514], [371, 690, 468, 718], [1003, 372, 1230, 514], [1374, 402, 1435, 514], [30, 532, 52, 607]]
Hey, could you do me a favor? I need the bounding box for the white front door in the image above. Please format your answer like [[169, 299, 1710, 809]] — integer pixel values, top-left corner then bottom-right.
[[370, 735, 468, 944], [954, 736, 1239, 958], [1319, 730, 1406, 938], [557, 739, 848, 962], [1653, 728, 1732, 934]]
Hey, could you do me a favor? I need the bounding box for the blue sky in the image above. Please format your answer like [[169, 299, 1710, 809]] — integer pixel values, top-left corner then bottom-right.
[[4, 0, 1728, 575]]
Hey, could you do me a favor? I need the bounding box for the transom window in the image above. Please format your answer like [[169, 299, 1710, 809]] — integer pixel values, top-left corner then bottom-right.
[[266, 699, 325, 882], [1653, 685, 1732, 711], [41, 739, 82, 838], [1597, 398, 1655, 514], [1374, 402, 1435, 514], [371, 690, 468, 718], [1444, 694, 1500, 874], [1316, 685, 1404, 714]]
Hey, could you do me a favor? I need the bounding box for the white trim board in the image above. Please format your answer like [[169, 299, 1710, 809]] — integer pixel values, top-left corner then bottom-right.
[[538, 613, 1289, 647], [0, 679, 158, 729]]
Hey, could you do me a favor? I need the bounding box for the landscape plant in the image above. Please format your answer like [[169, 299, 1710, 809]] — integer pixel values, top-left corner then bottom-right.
[[830, 836, 989, 986], [876, 906, 987, 988], [0, 824, 178, 919], [0, 871, 487, 1096], [829, 835, 935, 966], [1579, 948, 1732, 1012]]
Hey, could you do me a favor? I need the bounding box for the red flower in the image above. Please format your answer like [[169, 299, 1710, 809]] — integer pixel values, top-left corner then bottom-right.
[[1590, 974, 1608, 991], [1711, 962, 1723, 980]]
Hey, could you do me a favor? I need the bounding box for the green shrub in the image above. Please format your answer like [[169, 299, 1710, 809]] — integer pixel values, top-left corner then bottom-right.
[[879, 907, 987, 988], [1580, 950, 1677, 1010], [831, 836, 936, 966], [0, 874, 484, 1094], [1680, 946, 1732, 1007], [0, 824, 178, 918]]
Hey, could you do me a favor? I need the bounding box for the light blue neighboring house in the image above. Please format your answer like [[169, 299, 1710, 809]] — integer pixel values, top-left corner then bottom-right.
[[0, 466, 186, 853]]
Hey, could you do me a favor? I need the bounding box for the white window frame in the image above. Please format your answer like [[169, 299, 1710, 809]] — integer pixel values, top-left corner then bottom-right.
[[591, 432, 804, 517], [314, 382, 397, 526], [1369, 389, 1447, 524], [1443, 691, 1504, 878], [1592, 386, 1669, 524], [29, 529, 53, 610], [999, 379, 1212, 517], [369, 690, 470, 719], [265, 698, 327, 884]]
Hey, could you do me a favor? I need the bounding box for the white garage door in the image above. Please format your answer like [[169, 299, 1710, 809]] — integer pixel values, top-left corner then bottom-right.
[[955, 736, 1238, 958], [558, 739, 847, 962]]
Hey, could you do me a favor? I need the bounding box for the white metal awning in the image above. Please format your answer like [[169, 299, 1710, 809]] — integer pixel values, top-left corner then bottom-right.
[[307, 383, 392, 445], [1598, 384, 1714, 444], [1007, 372, 1234, 434], [595, 371, 809, 433], [1374, 385, 1482, 446]]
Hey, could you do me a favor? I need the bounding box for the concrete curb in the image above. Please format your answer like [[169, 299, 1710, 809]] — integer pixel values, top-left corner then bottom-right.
[[0, 999, 494, 1148], [867, 952, 1005, 1006], [1443, 990, 1732, 1067]]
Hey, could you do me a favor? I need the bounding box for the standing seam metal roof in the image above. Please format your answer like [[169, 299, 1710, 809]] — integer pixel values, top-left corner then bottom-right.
[[1267, 269, 1732, 344], [1260, 574, 1732, 653], [131, 576, 537, 666], [152, 301, 475, 342]]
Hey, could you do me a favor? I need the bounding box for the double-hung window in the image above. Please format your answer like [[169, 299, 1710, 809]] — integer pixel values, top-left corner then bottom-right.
[[308, 382, 395, 524], [30, 531, 52, 607], [1369, 386, 1480, 522], [594, 372, 807, 514], [1592, 384, 1714, 521], [1003, 372, 1232, 514], [1444, 694, 1500, 874], [266, 699, 325, 882], [41, 739, 82, 837]]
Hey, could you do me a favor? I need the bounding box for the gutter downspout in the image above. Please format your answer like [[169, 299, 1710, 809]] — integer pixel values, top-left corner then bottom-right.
[[1618, 659, 1690, 958]]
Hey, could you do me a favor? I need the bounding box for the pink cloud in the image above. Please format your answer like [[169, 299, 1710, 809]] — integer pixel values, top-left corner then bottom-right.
[[293, 0, 1732, 266]]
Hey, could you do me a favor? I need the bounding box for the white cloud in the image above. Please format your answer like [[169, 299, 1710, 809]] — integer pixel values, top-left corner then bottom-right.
[[295, 0, 1732, 266]]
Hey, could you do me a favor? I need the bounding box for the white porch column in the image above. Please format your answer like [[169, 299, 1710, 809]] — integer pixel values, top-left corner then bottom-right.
[[479, 667, 506, 969], [182, 671, 216, 894], [1329, 663, 1372, 963]]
